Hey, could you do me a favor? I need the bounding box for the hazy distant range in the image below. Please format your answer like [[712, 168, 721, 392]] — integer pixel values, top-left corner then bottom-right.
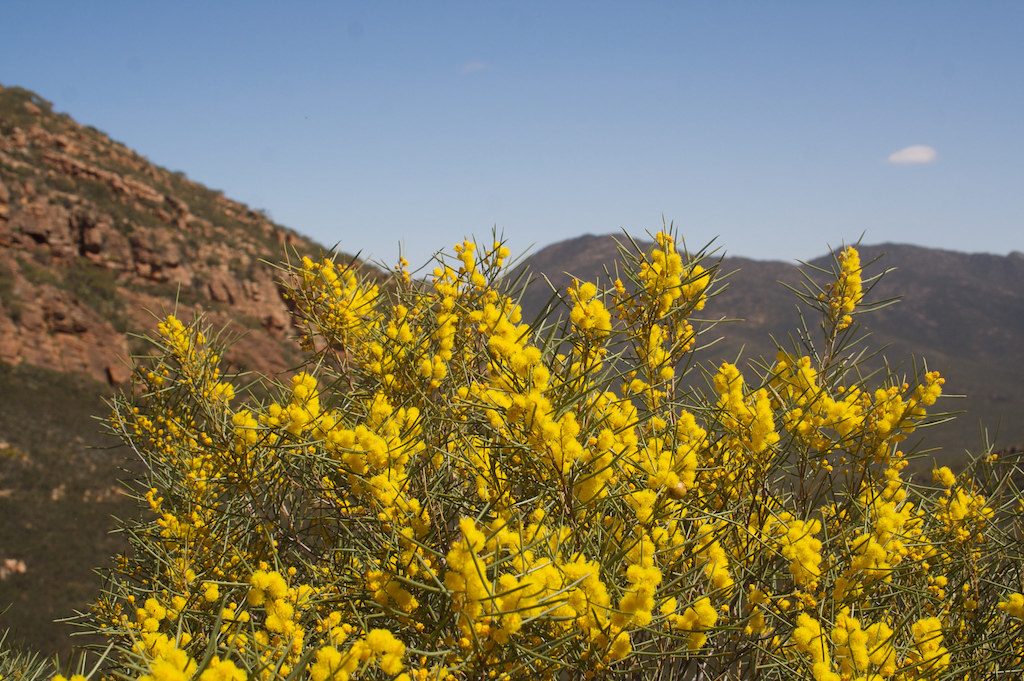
[[514, 234, 1024, 461]]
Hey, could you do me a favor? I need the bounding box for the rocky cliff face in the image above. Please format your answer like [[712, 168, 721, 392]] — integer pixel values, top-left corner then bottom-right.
[[0, 85, 355, 654], [0, 84, 328, 384]]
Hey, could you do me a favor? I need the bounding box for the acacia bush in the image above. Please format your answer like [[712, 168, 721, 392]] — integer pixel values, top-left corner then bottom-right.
[[17, 232, 1024, 680]]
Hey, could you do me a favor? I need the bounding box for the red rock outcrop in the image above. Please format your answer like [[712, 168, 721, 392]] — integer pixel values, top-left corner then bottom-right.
[[0, 85, 353, 385]]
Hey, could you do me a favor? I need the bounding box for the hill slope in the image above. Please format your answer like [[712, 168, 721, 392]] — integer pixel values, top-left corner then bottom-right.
[[515, 234, 1024, 458], [0, 84, 350, 655], [0, 84, 336, 384]]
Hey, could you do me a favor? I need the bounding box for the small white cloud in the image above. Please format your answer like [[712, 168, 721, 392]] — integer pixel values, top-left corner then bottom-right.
[[460, 59, 489, 75], [887, 145, 938, 165]]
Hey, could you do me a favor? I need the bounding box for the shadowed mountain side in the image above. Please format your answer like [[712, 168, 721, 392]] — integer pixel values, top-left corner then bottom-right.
[[0, 363, 130, 657], [512, 234, 1024, 461]]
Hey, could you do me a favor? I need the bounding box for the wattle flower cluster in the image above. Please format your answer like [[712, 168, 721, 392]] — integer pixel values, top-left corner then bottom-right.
[[826, 246, 863, 330], [39, 235, 1024, 681]]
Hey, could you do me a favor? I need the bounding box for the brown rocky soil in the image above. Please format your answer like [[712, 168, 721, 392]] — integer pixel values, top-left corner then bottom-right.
[[0, 84, 343, 385]]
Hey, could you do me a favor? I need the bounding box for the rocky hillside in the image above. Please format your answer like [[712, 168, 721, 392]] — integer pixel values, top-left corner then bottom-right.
[[0, 84, 333, 385], [0, 84, 348, 656], [515, 234, 1024, 460]]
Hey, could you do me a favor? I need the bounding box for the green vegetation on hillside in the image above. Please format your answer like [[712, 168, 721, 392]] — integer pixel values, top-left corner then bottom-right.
[[0, 363, 135, 658]]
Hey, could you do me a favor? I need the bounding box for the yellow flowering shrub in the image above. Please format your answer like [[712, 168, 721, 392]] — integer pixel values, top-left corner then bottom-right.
[[16, 233, 1024, 680]]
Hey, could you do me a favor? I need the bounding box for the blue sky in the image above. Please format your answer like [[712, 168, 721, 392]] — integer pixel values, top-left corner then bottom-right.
[[2, 1, 1022, 267]]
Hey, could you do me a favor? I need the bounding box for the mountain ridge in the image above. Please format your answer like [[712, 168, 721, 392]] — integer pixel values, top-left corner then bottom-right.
[[529, 231, 1021, 266], [514, 233, 1024, 457]]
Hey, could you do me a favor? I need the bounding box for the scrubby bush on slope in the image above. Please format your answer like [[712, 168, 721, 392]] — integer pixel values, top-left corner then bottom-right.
[[15, 233, 1024, 680]]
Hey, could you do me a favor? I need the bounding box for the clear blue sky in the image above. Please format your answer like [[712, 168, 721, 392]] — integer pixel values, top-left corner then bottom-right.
[[3, 1, 1022, 267]]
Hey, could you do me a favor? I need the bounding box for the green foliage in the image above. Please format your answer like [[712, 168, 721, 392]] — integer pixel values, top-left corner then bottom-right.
[[15, 255, 60, 287], [10, 256, 128, 332], [0, 86, 55, 134], [0, 260, 20, 322], [62, 261, 128, 332], [0, 631, 55, 681], [0, 363, 130, 659]]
